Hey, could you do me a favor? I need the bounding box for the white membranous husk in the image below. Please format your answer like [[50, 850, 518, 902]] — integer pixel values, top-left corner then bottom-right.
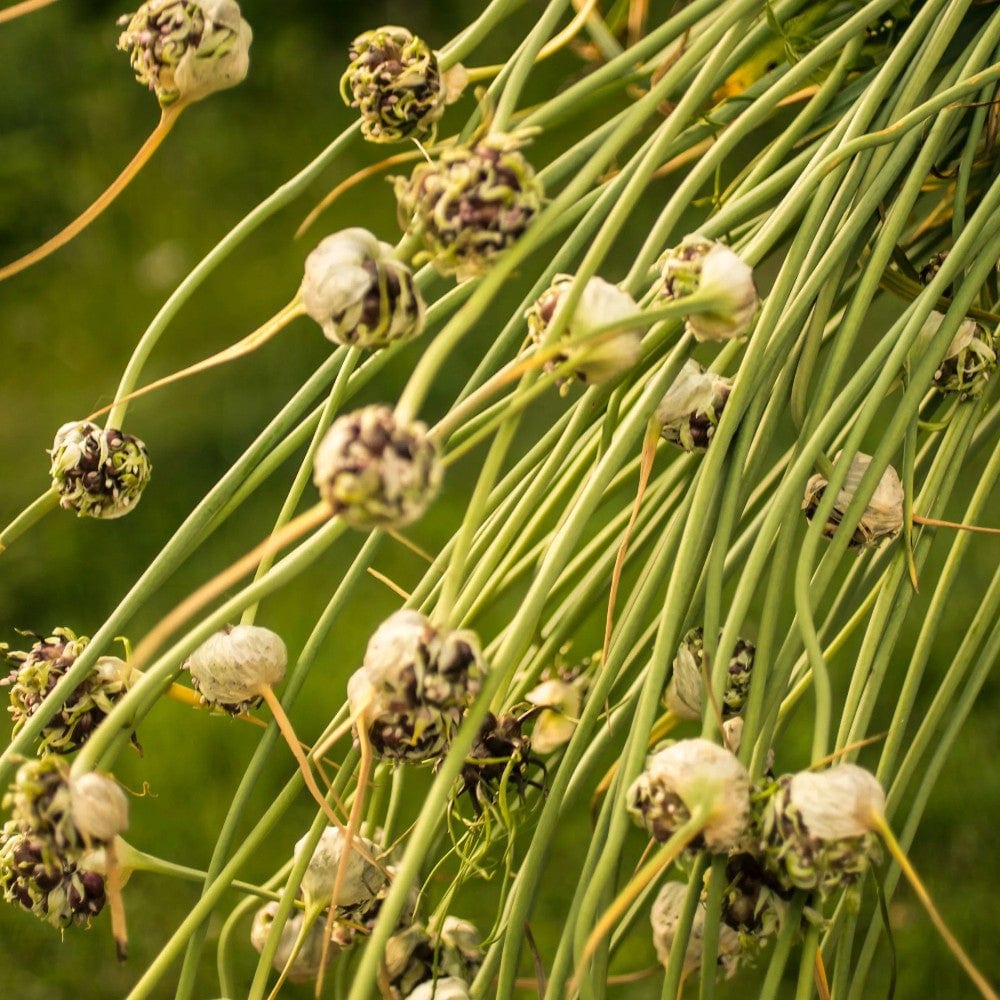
[[250, 900, 335, 984], [627, 738, 750, 851], [301, 229, 425, 350], [294, 826, 388, 912], [183, 624, 287, 714], [348, 610, 485, 762], [760, 764, 885, 898], [664, 626, 755, 721], [650, 880, 743, 979], [802, 451, 904, 548], [915, 310, 997, 398], [403, 978, 472, 1000], [655, 359, 735, 452]]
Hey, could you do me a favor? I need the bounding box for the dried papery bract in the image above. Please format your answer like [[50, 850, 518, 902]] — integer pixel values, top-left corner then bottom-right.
[[915, 310, 997, 399], [802, 451, 904, 548], [524, 670, 588, 755], [348, 610, 485, 762], [293, 826, 388, 913], [650, 880, 742, 981], [525, 274, 644, 393], [2, 629, 140, 755], [0, 2, 252, 281], [300, 229, 425, 350], [655, 360, 735, 452], [627, 739, 751, 851], [404, 978, 472, 1000], [313, 406, 442, 530], [117, 0, 252, 109], [393, 132, 544, 281], [250, 901, 335, 984], [664, 627, 755, 721], [340, 26, 463, 143], [183, 624, 287, 716], [384, 917, 483, 997], [49, 421, 152, 520]]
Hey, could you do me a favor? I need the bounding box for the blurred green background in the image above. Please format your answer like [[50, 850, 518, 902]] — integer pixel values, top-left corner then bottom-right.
[[1, 2, 997, 997]]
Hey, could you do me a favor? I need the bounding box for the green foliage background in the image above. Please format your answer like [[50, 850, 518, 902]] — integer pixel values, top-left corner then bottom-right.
[[0, 2, 997, 997]]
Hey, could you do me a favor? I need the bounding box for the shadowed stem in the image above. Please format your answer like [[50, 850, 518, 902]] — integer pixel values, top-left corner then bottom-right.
[[0, 489, 58, 554], [0, 103, 184, 281]]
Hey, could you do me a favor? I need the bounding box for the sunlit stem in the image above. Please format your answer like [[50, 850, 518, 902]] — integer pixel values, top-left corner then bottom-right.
[[164, 681, 268, 731], [869, 812, 998, 1000], [912, 512, 1000, 535], [264, 900, 325, 1000], [86, 298, 307, 424], [815, 944, 832, 1000], [105, 837, 129, 962], [0, 103, 184, 282], [127, 503, 330, 675], [0, 0, 59, 26], [570, 808, 707, 994]]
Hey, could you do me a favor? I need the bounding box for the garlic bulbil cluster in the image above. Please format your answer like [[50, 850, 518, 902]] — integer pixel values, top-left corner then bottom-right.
[[313, 406, 441, 530], [394, 132, 544, 281], [49, 420, 152, 520], [664, 626, 755, 721], [301, 229, 425, 350], [916, 311, 996, 399], [650, 880, 743, 979], [348, 610, 485, 762], [655, 359, 734, 452], [117, 0, 252, 108]]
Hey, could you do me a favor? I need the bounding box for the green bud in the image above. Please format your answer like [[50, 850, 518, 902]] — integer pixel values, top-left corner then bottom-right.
[[49, 420, 152, 520]]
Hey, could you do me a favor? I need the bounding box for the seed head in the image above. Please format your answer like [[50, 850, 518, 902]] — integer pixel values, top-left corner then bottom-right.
[[627, 738, 750, 852], [650, 880, 742, 979], [0, 820, 106, 929], [294, 826, 388, 912], [117, 0, 252, 108], [663, 627, 755, 721], [301, 229, 425, 350], [49, 420, 152, 519], [394, 132, 544, 281], [348, 610, 485, 763], [313, 406, 441, 530], [340, 27, 449, 143], [2, 629, 140, 755], [183, 624, 287, 715], [525, 274, 643, 392], [802, 451, 904, 548], [458, 711, 544, 812], [250, 901, 334, 984], [759, 764, 885, 898], [384, 917, 482, 998], [659, 235, 758, 342], [916, 311, 996, 400], [524, 662, 591, 754], [655, 359, 734, 452]]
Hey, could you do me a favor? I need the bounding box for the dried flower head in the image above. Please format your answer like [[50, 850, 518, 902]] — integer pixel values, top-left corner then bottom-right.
[[250, 901, 334, 984], [524, 660, 591, 754], [313, 406, 442, 530], [49, 420, 152, 519], [340, 27, 447, 143], [458, 711, 545, 812], [663, 627, 755, 721], [2, 629, 140, 755], [0, 820, 106, 929], [712, 850, 788, 958], [294, 826, 388, 912], [627, 738, 750, 852], [760, 764, 885, 898], [394, 132, 544, 281], [655, 359, 734, 452], [802, 451, 904, 548], [384, 917, 482, 998], [117, 0, 253, 108], [5, 758, 127, 853], [525, 274, 643, 393], [659, 235, 758, 342], [301, 229, 425, 350], [916, 311, 996, 399], [348, 610, 485, 762], [404, 978, 472, 1000], [650, 880, 742, 980], [183, 624, 287, 715]]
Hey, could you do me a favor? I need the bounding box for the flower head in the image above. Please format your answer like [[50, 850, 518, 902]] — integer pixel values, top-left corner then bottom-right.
[[394, 132, 544, 281], [348, 610, 485, 762], [404, 979, 472, 1000], [759, 764, 885, 898], [655, 359, 734, 451], [659, 235, 758, 342], [458, 711, 544, 811], [2, 629, 140, 755], [250, 901, 334, 983], [340, 27, 447, 143], [293, 826, 388, 912], [916, 311, 996, 400], [650, 880, 742, 979], [313, 406, 441, 530], [384, 917, 482, 998], [663, 627, 755, 721], [802, 451, 903, 548], [183, 624, 287, 715], [49, 421, 152, 519], [301, 229, 425, 350], [526, 274, 643, 392], [117, 0, 252, 108], [627, 738, 750, 852]]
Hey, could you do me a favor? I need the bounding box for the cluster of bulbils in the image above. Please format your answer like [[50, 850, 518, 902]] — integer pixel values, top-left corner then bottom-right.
[[0, 630, 137, 930], [628, 737, 887, 980]]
